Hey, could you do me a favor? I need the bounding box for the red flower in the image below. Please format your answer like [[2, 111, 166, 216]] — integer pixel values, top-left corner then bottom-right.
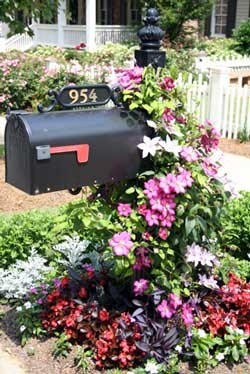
[[95, 339, 109, 356], [79, 287, 88, 299], [99, 309, 110, 321]]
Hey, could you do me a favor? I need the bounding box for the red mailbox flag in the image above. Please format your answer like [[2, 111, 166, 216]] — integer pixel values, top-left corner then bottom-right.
[[50, 144, 89, 163]]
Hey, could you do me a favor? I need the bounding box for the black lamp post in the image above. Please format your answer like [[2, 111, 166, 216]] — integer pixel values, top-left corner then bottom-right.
[[135, 8, 166, 68]]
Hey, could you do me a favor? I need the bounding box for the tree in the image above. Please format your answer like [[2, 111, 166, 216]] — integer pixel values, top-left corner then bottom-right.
[[0, 0, 59, 36], [142, 0, 215, 42]]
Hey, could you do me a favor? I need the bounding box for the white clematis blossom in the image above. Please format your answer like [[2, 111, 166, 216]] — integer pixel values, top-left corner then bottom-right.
[[159, 135, 182, 157], [137, 136, 161, 158]]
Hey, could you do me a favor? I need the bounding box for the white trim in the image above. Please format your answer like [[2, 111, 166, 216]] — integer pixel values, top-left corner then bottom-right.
[[86, 0, 96, 51]]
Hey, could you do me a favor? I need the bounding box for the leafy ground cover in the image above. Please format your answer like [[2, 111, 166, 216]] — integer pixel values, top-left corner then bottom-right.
[[0, 65, 249, 373]]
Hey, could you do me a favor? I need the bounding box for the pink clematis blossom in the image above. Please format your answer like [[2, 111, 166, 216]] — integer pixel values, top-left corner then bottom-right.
[[117, 203, 132, 217], [108, 231, 134, 256], [114, 66, 143, 90], [180, 146, 199, 162], [133, 279, 149, 296]]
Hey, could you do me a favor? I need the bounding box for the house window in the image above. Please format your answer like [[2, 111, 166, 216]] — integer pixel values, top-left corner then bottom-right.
[[127, 0, 141, 25], [214, 0, 228, 35], [97, 0, 108, 25]]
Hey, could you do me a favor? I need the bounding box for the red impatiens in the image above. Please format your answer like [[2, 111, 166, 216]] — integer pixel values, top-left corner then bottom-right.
[[196, 273, 250, 336], [40, 273, 144, 369]]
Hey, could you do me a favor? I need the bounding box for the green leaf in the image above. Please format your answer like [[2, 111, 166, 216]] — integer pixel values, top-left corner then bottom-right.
[[232, 346, 239, 361], [125, 187, 135, 194], [185, 217, 196, 236], [142, 104, 154, 114]]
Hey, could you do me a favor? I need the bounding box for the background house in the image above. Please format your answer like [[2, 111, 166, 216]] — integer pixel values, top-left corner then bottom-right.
[[0, 0, 250, 51], [205, 0, 250, 38]]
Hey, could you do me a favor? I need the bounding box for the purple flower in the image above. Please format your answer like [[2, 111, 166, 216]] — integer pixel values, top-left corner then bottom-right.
[[108, 231, 134, 256], [186, 243, 218, 268], [117, 203, 132, 217], [181, 303, 193, 327], [156, 299, 175, 319], [29, 287, 37, 294], [133, 279, 149, 296]]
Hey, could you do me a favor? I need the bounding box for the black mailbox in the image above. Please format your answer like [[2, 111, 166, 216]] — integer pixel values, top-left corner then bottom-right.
[[5, 108, 151, 195]]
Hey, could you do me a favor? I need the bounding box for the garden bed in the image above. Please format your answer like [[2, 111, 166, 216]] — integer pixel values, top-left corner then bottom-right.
[[0, 305, 249, 374]]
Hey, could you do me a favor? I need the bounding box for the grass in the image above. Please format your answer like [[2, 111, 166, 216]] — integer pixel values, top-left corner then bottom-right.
[[0, 145, 4, 158]]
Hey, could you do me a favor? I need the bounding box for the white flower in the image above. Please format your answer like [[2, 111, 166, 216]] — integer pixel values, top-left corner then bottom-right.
[[147, 120, 157, 129], [137, 136, 161, 158], [215, 352, 225, 361], [24, 301, 32, 309], [198, 274, 219, 289], [145, 360, 160, 374], [20, 325, 26, 332], [239, 338, 246, 345], [175, 345, 182, 353], [159, 135, 182, 157], [16, 306, 22, 312], [197, 329, 207, 338]]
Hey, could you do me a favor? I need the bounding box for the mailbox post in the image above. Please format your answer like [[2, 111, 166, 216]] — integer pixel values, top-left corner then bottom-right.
[[4, 8, 165, 195]]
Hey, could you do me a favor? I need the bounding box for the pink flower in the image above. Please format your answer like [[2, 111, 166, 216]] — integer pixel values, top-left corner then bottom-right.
[[160, 77, 175, 91], [108, 231, 134, 256], [201, 157, 218, 177], [133, 279, 149, 296], [180, 146, 199, 162], [163, 108, 175, 123], [176, 114, 186, 124], [137, 204, 147, 216], [199, 121, 220, 153], [169, 293, 182, 309], [156, 299, 175, 319], [142, 232, 151, 240], [158, 228, 168, 240], [133, 247, 152, 271], [145, 210, 160, 226], [144, 179, 160, 199], [181, 303, 193, 326], [115, 66, 143, 90], [117, 203, 132, 217]]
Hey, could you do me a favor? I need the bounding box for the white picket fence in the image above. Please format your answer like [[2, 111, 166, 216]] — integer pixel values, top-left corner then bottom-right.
[[177, 72, 250, 139], [84, 66, 250, 139]]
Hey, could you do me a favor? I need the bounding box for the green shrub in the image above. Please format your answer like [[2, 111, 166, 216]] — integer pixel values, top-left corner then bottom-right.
[[194, 38, 241, 58], [232, 19, 250, 56], [218, 253, 250, 282], [220, 192, 250, 259], [0, 210, 63, 268]]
